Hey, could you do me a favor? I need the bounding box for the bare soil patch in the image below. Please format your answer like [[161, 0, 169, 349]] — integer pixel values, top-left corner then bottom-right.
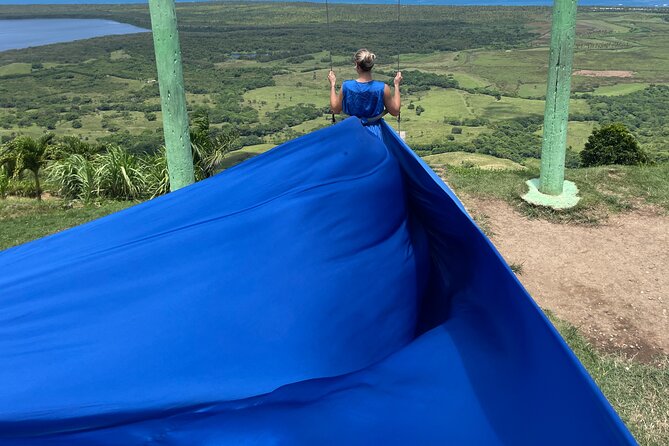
[[573, 70, 634, 78], [463, 197, 668, 362]]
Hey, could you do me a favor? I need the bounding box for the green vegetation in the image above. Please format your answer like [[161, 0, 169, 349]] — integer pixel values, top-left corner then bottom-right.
[[592, 83, 650, 96], [423, 151, 525, 171], [581, 123, 648, 167], [575, 85, 669, 161], [0, 112, 238, 201], [1, 4, 667, 166], [0, 134, 54, 200], [41, 113, 238, 201], [0, 198, 132, 251], [437, 162, 669, 224]]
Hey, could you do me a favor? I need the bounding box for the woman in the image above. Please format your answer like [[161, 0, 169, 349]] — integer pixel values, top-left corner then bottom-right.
[[328, 49, 402, 138]]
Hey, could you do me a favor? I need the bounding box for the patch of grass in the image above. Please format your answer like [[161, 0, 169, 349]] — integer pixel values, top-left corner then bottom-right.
[[509, 262, 524, 275], [566, 121, 596, 152], [290, 116, 329, 135], [517, 82, 545, 98], [110, 49, 131, 61], [570, 163, 669, 212], [0, 62, 31, 76], [471, 212, 495, 237], [439, 162, 669, 225], [448, 71, 489, 89], [440, 165, 530, 201], [424, 152, 525, 171], [243, 85, 328, 124], [240, 143, 275, 154], [465, 48, 549, 93], [592, 83, 651, 96], [0, 198, 133, 251], [531, 121, 596, 153], [548, 312, 669, 446]]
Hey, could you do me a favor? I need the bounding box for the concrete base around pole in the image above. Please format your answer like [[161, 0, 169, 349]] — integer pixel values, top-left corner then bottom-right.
[[522, 178, 581, 209]]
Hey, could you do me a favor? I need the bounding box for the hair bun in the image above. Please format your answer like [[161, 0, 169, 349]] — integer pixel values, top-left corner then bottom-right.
[[354, 49, 376, 72]]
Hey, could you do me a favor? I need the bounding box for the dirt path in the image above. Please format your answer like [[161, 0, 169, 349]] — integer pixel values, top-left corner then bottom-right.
[[463, 197, 668, 362]]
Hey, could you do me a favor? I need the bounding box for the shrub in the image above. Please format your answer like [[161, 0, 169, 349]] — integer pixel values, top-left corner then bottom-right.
[[581, 123, 649, 167], [96, 147, 145, 199], [451, 127, 463, 134], [142, 148, 170, 198], [5, 178, 38, 198], [1, 134, 54, 200]]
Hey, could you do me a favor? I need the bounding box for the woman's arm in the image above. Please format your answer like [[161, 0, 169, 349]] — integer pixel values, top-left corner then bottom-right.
[[383, 71, 402, 116], [328, 71, 343, 114]]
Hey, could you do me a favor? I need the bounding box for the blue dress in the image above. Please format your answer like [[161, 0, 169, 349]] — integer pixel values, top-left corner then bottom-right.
[[342, 80, 386, 138]]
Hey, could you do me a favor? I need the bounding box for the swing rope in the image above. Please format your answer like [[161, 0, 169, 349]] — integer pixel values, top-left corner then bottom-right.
[[325, 0, 336, 124], [396, 0, 401, 135]]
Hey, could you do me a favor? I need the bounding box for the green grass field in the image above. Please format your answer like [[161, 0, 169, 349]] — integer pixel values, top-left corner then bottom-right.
[[424, 152, 525, 170]]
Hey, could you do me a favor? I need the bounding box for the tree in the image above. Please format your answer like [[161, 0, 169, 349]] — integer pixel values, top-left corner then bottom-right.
[[580, 123, 648, 167], [0, 134, 54, 200]]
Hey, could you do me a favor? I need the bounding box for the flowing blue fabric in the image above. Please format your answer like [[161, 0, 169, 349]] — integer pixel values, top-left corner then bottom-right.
[[0, 118, 635, 445]]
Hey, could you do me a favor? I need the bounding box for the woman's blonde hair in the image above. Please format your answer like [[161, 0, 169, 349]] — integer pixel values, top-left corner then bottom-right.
[[354, 49, 376, 72]]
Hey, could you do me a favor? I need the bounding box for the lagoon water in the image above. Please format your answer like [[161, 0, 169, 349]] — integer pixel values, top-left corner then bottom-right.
[[0, 19, 148, 52]]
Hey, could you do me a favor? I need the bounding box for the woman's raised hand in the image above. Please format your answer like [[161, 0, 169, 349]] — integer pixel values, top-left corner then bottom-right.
[[394, 71, 403, 86], [328, 70, 336, 88]]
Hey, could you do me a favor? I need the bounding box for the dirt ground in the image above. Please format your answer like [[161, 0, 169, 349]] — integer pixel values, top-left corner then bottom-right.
[[573, 70, 635, 78], [463, 197, 668, 362]]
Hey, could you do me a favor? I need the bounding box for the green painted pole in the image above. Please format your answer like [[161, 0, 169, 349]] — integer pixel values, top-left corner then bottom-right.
[[148, 0, 194, 191], [539, 0, 577, 195]]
